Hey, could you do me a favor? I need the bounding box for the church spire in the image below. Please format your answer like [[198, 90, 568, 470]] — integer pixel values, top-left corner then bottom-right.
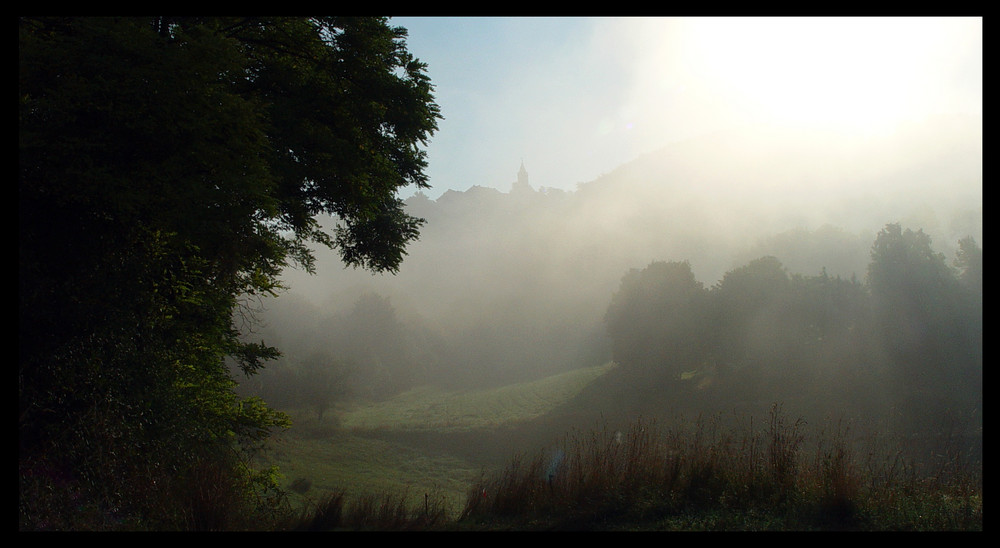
[[513, 160, 531, 193]]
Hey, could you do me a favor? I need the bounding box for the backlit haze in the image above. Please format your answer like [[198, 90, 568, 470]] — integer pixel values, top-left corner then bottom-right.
[[267, 16, 981, 389], [392, 16, 982, 199]]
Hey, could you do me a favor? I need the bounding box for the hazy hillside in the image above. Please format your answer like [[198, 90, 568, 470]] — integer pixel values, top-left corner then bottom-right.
[[261, 115, 981, 393]]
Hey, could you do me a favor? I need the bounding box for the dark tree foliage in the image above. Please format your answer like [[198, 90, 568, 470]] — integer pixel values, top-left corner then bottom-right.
[[604, 261, 709, 379], [294, 352, 351, 421], [866, 225, 960, 381], [604, 226, 981, 430], [954, 235, 983, 297], [709, 256, 792, 376], [866, 224, 981, 426], [19, 16, 439, 530], [321, 293, 431, 398]]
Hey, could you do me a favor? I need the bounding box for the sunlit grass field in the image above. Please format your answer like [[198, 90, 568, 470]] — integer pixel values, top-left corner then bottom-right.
[[339, 362, 616, 431], [266, 362, 617, 518]]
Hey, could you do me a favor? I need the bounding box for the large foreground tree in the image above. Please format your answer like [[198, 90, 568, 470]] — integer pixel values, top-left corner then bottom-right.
[[19, 16, 439, 530]]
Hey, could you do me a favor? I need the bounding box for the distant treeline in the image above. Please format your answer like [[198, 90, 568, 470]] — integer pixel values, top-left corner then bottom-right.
[[249, 222, 980, 440], [603, 223, 981, 435]]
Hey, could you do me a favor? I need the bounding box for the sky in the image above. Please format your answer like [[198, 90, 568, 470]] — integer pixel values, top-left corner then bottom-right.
[[390, 16, 982, 199]]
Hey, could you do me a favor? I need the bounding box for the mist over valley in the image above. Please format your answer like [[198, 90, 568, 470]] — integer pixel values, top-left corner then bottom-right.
[[254, 115, 981, 397]]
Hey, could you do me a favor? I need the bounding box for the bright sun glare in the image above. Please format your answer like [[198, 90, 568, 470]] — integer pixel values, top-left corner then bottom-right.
[[684, 17, 963, 134]]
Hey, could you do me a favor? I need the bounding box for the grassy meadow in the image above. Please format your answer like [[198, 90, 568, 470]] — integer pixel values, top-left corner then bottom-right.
[[262, 362, 981, 531], [338, 362, 615, 432], [265, 363, 616, 522]]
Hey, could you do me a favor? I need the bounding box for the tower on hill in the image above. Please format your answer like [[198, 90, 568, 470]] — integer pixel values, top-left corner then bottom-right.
[[511, 160, 534, 195]]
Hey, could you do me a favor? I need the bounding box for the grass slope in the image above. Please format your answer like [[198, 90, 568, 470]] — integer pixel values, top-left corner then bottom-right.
[[338, 362, 616, 432], [267, 362, 617, 518]]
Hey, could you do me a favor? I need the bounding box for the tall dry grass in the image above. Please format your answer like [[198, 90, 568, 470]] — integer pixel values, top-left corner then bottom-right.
[[458, 404, 981, 530], [285, 488, 451, 531]]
